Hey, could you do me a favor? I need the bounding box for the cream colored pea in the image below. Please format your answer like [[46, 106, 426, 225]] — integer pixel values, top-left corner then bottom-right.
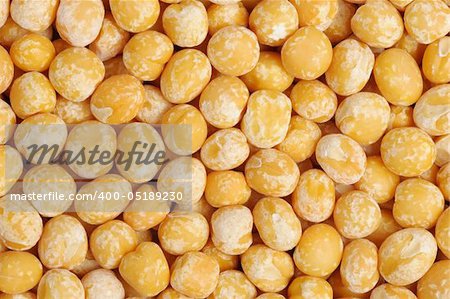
[[367, 209, 402, 248], [0, 0, 7, 28], [116, 123, 165, 183], [110, 0, 160, 33], [38, 215, 88, 270], [370, 284, 418, 299], [253, 197, 302, 251], [0, 251, 42, 295], [435, 208, 450, 259], [324, 0, 356, 44], [413, 84, 450, 137], [123, 30, 173, 81], [199, 75, 249, 128], [211, 205, 253, 255], [82, 269, 125, 299], [288, 276, 333, 299], [0, 145, 23, 197], [0, 45, 13, 94], [210, 270, 257, 299], [290, 0, 338, 31], [65, 121, 117, 179], [387, 105, 415, 130], [242, 52, 294, 93], [0, 196, 42, 251], [160, 49, 212, 104], [351, 0, 403, 48], [316, 134, 367, 184], [75, 174, 132, 225], [290, 80, 337, 123], [277, 116, 321, 163], [340, 239, 379, 294], [325, 38, 374, 96], [49, 47, 105, 102], [91, 74, 145, 124], [207, 25, 260, 76], [355, 156, 400, 204], [249, 0, 298, 46], [241, 90, 291, 148], [136, 85, 173, 124], [202, 241, 239, 272], [120, 242, 170, 297], [437, 163, 450, 201], [37, 269, 84, 299], [374, 48, 423, 107], [393, 178, 444, 229], [292, 169, 335, 223], [242, 244, 294, 293], [245, 149, 300, 197], [23, 164, 75, 217], [13, 113, 67, 164], [123, 184, 170, 231], [10, 71, 56, 119], [417, 260, 450, 299], [54, 96, 94, 124], [0, 99, 15, 144], [158, 212, 209, 255], [200, 128, 249, 171], [379, 228, 437, 286], [334, 190, 381, 239], [422, 37, 449, 84], [207, 2, 249, 35], [281, 26, 332, 80], [170, 252, 220, 298], [163, 0, 208, 47], [335, 92, 390, 145], [10, 34, 55, 72], [293, 223, 343, 277], [381, 127, 436, 177], [157, 157, 206, 206], [10, 0, 57, 32], [90, 220, 138, 269], [404, 0, 450, 45], [89, 13, 130, 62], [56, 0, 104, 47]]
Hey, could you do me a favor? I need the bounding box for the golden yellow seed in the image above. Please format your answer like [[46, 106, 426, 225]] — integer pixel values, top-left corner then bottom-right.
[[54, 96, 94, 124], [0, 145, 22, 198], [292, 169, 335, 223], [10, 0, 57, 32], [38, 215, 88, 270], [201, 240, 239, 272], [120, 242, 170, 297], [355, 156, 400, 204], [170, 251, 220, 298], [367, 209, 402, 248], [404, 0, 450, 45], [281, 26, 332, 80], [417, 260, 450, 299], [253, 197, 302, 251], [378, 228, 437, 286], [290, 0, 338, 31], [207, 25, 260, 76], [423, 36, 450, 85], [49, 47, 105, 102], [207, 2, 248, 35], [324, 0, 356, 44], [10, 34, 55, 72], [0, 251, 42, 295], [351, 0, 403, 48], [242, 244, 294, 293], [325, 38, 374, 96], [370, 283, 417, 299], [380, 127, 436, 177], [209, 270, 257, 299], [241, 90, 291, 148], [0, 18, 52, 48], [82, 269, 125, 299], [437, 163, 450, 201], [0, 292, 36, 299], [0, 45, 14, 94], [37, 269, 84, 299], [245, 149, 300, 197], [293, 223, 343, 277], [0, 0, 8, 28], [160, 49, 212, 104], [136, 85, 173, 124], [288, 276, 332, 299], [0, 99, 15, 144], [387, 105, 415, 130], [199, 75, 249, 128], [110, 0, 160, 33], [241, 52, 294, 93], [393, 178, 444, 229], [435, 207, 450, 258]]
